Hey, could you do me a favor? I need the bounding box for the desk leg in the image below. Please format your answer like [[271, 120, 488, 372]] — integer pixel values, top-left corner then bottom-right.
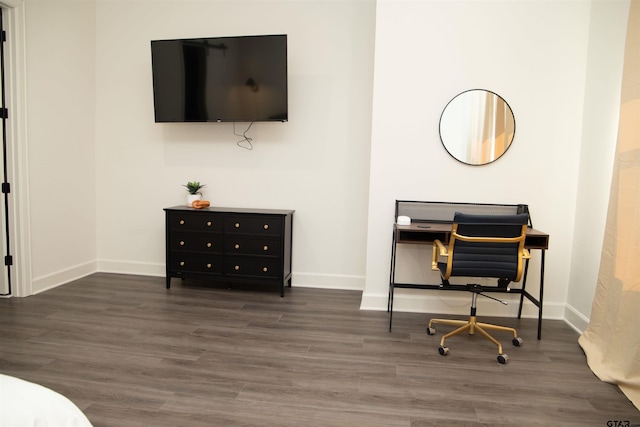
[[518, 251, 545, 340], [388, 228, 398, 332], [518, 258, 530, 319], [537, 250, 545, 340], [388, 287, 395, 332]]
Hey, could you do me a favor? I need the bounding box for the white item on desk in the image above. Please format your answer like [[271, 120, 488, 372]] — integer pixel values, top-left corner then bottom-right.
[[397, 216, 411, 225]]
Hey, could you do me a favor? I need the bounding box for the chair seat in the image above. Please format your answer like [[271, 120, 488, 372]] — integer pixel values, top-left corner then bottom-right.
[[437, 262, 515, 282]]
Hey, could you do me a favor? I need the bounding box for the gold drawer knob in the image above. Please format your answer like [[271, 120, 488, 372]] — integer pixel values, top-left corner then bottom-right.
[[179, 261, 185, 266], [234, 244, 240, 250], [179, 220, 185, 225], [179, 241, 185, 246], [263, 245, 269, 251], [262, 267, 268, 273], [235, 222, 240, 228], [207, 242, 212, 248], [263, 224, 269, 230], [234, 265, 240, 271], [206, 263, 212, 269], [206, 221, 212, 227]]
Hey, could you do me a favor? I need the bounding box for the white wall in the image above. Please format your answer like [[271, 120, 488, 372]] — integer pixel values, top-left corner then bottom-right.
[[565, 0, 630, 332], [16, 0, 376, 295], [364, 0, 627, 323], [23, 0, 97, 293], [91, 1, 376, 288], [14, 0, 630, 331]]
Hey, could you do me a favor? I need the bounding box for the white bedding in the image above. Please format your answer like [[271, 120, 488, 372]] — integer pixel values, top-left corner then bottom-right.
[[0, 374, 92, 427]]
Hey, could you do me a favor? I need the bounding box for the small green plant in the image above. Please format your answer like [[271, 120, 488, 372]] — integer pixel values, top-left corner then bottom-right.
[[183, 181, 206, 195]]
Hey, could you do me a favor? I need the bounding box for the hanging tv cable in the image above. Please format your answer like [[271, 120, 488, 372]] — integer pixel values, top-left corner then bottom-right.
[[234, 122, 254, 150]]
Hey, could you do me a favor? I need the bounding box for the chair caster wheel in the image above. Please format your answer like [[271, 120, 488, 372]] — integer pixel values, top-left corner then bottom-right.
[[438, 346, 449, 356], [512, 337, 523, 347], [427, 326, 436, 335], [497, 354, 509, 364]]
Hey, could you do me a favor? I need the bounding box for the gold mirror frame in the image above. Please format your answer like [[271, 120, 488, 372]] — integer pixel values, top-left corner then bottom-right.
[[439, 89, 515, 166]]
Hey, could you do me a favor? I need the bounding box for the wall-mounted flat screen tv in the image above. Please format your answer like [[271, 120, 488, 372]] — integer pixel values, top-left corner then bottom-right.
[[151, 34, 288, 123]]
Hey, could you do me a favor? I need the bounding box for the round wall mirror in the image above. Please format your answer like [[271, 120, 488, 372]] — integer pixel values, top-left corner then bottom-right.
[[439, 89, 515, 166]]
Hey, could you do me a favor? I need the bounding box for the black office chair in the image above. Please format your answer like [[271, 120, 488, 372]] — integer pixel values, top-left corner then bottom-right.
[[427, 212, 531, 364]]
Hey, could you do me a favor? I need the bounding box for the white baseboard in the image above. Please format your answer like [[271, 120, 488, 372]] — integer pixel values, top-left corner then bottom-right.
[[31, 260, 164, 296], [361, 288, 566, 319], [28, 261, 575, 326], [96, 261, 365, 291], [563, 303, 590, 334], [97, 259, 165, 277], [31, 261, 98, 295], [292, 272, 364, 290]]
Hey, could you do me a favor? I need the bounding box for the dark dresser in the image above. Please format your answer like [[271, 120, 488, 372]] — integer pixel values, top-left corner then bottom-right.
[[164, 206, 294, 296]]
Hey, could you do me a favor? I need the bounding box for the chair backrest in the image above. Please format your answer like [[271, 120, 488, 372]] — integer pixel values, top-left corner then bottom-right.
[[443, 212, 529, 282]]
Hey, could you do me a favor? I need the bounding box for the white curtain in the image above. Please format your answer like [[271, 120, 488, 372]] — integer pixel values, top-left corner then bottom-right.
[[578, 0, 640, 410]]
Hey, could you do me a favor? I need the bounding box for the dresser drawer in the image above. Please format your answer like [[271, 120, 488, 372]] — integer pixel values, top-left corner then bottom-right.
[[168, 212, 223, 233], [224, 237, 280, 256], [169, 233, 223, 253], [168, 253, 223, 274], [224, 257, 281, 279], [224, 215, 282, 235]]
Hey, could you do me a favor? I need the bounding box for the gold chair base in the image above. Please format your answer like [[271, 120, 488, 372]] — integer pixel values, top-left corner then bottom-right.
[[428, 316, 518, 355]]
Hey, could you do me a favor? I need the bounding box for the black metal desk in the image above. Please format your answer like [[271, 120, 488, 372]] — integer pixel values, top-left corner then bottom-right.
[[388, 201, 550, 339]]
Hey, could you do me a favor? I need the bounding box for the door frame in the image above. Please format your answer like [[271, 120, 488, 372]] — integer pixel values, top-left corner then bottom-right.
[[1, 0, 32, 297]]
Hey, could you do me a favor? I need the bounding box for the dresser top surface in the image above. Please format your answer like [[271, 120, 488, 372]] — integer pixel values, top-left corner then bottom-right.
[[164, 206, 295, 215]]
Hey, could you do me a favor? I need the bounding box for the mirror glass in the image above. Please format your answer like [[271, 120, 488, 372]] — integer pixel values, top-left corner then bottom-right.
[[439, 89, 515, 166]]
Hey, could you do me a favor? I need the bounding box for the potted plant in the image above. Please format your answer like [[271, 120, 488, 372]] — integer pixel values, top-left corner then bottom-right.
[[183, 181, 206, 206]]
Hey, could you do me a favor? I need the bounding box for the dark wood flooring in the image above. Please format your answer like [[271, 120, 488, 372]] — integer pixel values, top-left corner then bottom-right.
[[0, 273, 638, 426]]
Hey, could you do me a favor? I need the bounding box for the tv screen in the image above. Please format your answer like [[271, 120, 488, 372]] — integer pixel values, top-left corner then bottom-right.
[[151, 35, 288, 123]]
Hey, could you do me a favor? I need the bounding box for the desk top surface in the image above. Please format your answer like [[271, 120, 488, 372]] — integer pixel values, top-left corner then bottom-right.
[[395, 222, 549, 249]]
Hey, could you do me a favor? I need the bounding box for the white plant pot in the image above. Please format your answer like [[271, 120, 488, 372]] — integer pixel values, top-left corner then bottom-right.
[[186, 194, 202, 207]]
